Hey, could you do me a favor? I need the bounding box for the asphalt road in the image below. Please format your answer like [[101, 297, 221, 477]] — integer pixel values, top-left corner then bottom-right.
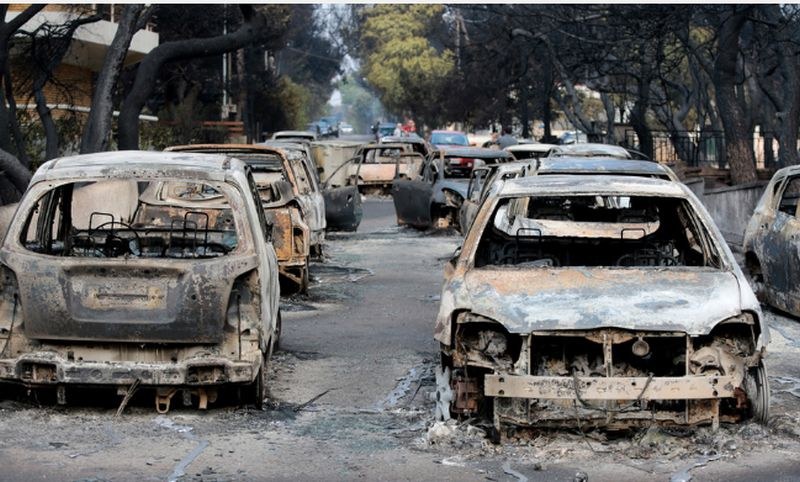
[[1, 198, 800, 481]]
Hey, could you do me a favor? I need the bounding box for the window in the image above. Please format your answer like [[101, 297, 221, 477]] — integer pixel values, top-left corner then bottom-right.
[[778, 176, 800, 217], [21, 180, 240, 258], [474, 195, 718, 268]]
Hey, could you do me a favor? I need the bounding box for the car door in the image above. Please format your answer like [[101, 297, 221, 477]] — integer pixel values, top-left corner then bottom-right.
[[764, 175, 800, 308], [392, 154, 435, 227], [459, 166, 490, 233], [322, 159, 362, 231]]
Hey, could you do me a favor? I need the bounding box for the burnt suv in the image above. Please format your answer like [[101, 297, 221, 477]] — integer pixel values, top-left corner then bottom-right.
[[0, 151, 280, 411], [434, 174, 769, 432]]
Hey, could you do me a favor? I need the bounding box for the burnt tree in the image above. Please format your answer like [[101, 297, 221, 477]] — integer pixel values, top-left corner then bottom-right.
[[118, 5, 286, 150]]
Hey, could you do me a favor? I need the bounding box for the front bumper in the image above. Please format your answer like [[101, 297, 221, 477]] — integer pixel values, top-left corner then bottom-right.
[[486, 374, 736, 400], [486, 373, 742, 428], [0, 353, 256, 387]]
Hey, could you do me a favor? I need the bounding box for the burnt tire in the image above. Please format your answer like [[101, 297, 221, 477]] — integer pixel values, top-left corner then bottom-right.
[[745, 360, 770, 424], [247, 348, 270, 409]]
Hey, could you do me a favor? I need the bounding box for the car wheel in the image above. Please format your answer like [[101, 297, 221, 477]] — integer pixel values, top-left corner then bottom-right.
[[745, 360, 770, 424], [431, 365, 453, 421], [300, 259, 310, 294], [250, 347, 270, 409], [273, 311, 282, 352]]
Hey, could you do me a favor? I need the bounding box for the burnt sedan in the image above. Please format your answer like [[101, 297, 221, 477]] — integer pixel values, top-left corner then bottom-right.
[[391, 147, 513, 231], [0, 152, 280, 411], [434, 175, 769, 432], [744, 165, 800, 317]]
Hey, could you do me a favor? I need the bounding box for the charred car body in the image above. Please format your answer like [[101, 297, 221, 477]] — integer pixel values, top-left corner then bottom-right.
[[435, 174, 769, 431], [166, 145, 325, 292], [345, 143, 426, 194], [744, 165, 800, 317], [0, 151, 280, 411], [392, 147, 513, 231]]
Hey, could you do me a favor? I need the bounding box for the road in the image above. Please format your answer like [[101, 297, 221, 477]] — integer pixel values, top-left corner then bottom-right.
[[1, 198, 800, 481]]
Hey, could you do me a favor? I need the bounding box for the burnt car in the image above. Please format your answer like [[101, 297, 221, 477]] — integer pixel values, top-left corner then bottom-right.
[[378, 135, 433, 157], [166, 145, 321, 293], [547, 143, 649, 160], [744, 165, 800, 316], [392, 147, 513, 231], [273, 130, 317, 142], [344, 143, 425, 194], [0, 151, 280, 410], [504, 143, 557, 161], [460, 158, 679, 247], [434, 174, 769, 431]]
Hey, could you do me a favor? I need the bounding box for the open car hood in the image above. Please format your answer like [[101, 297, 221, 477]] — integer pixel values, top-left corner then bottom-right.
[[462, 267, 743, 335]]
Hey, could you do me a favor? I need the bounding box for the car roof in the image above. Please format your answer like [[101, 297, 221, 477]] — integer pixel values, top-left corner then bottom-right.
[[438, 147, 513, 158], [273, 130, 315, 139], [548, 143, 632, 159], [166, 143, 289, 158], [379, 135, 425, 144], [505, 143, 558, 153], [432, 130, 466, 135], [536, 157, 672, 177], [33, 150, 244, 182], [498, 174, 687, 198]]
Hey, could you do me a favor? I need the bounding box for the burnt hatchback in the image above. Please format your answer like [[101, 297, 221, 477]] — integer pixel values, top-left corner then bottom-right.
[[434, 175, 769, 432], [0, 151, 280, 411]]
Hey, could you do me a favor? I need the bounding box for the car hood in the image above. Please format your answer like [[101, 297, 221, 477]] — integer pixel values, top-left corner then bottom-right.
[[461, 267, 743, 335]]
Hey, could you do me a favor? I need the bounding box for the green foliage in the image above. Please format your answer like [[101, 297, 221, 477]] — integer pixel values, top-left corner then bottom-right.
[[338, 76, 384, 134], [358, 5, 455, 126]]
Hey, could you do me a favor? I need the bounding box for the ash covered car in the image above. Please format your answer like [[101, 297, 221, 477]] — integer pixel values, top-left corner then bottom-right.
[[0, 151, 280, 411], [391, 147, 513, 231], [434, 174, 769, 432], [547, 143, 648, 160], [744, 165, 800, 317], [166, 144, 324, 292], [344, 143, 425, 194]]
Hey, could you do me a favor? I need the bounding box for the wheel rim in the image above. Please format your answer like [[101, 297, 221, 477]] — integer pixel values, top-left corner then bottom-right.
[[745, 360, 770, 424]]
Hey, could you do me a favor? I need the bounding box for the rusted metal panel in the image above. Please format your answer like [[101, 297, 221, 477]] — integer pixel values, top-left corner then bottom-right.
[[485, 374, 737, 400], [324, 186, 362, 231]]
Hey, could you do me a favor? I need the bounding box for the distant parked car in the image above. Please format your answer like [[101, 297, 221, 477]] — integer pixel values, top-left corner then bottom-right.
[[340, 122, 354, 135], [744, 165, 800, 317], [430, 130, 470, 148], [374, 122, 397, 141]]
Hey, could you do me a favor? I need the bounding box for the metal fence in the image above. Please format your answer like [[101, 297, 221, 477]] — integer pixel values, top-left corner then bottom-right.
[[624, 129, 778, 169]]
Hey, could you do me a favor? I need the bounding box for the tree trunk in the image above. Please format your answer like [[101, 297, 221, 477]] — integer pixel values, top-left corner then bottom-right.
[[81, 4, 148, 154], [118, 6, 281, 150], [601, 92, 616, 144], [0, 4, 44, 163], [0, 148, 32, 194], [33, 88, 59, 161], [713, 7, 757, 184]]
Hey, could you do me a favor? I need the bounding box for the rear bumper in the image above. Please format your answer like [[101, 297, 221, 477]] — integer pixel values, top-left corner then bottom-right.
[[0, 353, 256, 387]]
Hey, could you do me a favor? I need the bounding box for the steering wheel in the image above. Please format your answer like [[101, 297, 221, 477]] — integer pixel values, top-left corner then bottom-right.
[[87, 220, 141, 257]]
